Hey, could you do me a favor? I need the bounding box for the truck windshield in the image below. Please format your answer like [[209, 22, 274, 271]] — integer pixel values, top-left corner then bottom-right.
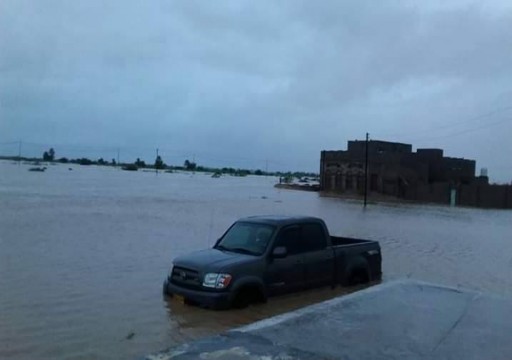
[[215, 222, 275, 256]]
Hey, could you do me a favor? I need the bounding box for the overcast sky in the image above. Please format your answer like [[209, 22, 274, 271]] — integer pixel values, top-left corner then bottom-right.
[[1, 0, 511, 181]]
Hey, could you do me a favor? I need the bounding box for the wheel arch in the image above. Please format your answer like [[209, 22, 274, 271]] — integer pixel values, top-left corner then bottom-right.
[[342, 256, 371, 286], [230, 276, 267, 307]]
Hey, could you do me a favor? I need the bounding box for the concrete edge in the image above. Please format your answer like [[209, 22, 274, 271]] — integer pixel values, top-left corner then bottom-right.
[[233, 279, 474, 333], [145, 280, 511, 359]]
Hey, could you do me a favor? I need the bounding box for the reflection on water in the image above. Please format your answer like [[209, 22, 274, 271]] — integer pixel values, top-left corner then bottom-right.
[[0, 161, 511, 360], [163, 284, 369, 343]]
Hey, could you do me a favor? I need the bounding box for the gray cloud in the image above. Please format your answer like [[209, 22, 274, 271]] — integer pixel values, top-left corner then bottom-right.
[[1, 0, 511, 180]]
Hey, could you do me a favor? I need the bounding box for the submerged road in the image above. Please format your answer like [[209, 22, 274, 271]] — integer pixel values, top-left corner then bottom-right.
[[2, 162, 511, 359], [146, 280, 512, 359]]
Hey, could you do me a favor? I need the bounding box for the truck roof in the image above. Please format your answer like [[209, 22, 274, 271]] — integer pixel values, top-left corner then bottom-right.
[[238, 215, 323, 226]]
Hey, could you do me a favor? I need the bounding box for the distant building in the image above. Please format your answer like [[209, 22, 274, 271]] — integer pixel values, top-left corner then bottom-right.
[[320, 140, 511, 209]]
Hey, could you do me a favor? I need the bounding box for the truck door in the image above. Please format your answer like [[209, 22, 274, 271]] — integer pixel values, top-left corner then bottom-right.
[[264, 226, 305, 295], [302, 223, 335, 288]]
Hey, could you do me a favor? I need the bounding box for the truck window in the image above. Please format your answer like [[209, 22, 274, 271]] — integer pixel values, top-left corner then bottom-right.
[[302, 223, 327, 252], [217, 222, 275, 255], [275, 227, 302, 254]]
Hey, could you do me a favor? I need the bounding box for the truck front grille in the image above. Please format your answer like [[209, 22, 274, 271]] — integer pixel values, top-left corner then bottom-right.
[[170, 266, 201, 289]]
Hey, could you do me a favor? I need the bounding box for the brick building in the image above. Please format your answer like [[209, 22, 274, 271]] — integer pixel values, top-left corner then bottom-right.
[[320, 140, 512, 209]]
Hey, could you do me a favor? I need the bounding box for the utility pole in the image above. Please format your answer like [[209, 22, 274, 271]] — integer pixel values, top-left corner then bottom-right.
[[364, 133, 369, 208], [18, 140, 22, 166], [156, 148, 159, 175], [265, 159, 268, 177]]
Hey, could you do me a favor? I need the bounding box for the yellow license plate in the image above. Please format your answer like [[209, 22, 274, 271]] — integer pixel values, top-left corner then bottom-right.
[[173, 294, 185, 304]]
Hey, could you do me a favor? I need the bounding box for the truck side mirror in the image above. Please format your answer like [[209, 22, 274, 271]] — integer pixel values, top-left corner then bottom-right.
[[272, 246, 288, 259]]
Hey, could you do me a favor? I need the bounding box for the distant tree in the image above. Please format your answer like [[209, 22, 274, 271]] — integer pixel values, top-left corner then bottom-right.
[[111, 158, 116, 166], [184, 159, 196, 171], [282, 173, 293, 184], [254, 169, 263, 176], [122, 164, 138, 171], [135, 158, 146, 167], [155, 155, 165, 169], [79, 158, 93, 166], [42, 148, 55, 161], [58, 157, 69, 163], [236, 169, 250, 177], [97, 158, 106, 165]]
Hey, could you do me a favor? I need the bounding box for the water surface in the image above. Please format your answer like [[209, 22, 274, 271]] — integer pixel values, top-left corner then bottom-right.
[[1, 161, 511, 359]]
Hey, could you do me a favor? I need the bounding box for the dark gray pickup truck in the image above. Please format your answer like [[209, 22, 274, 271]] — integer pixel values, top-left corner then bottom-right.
[[163, 215, 382, 309]]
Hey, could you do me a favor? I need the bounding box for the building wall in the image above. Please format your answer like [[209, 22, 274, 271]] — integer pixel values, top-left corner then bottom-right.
[[320, 150, 365, 193], [458, 184, 512, 209], [439, 157, 476, 184], [347, 140, 412, 156], [320, 140, 511, 209], [412, 182, 451, 204]]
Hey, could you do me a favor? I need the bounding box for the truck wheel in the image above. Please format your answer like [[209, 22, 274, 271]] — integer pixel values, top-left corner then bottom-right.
[[232, 291, 251, 309], [347, 268, 370, 286], [232, 286, 265, 309]]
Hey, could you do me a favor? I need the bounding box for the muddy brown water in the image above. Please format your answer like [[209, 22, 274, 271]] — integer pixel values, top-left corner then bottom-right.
[[1, 161, 511, 359]]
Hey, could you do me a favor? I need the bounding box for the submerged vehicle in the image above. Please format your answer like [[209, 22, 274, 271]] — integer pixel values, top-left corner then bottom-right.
[[163, 215, 382, 309]]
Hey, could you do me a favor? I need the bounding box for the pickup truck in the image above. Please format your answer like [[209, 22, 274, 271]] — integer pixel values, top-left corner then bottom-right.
[[163, 215, 382, 309]]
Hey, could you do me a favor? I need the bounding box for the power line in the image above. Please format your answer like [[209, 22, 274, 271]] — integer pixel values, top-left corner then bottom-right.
[[0, 141, 20, 145], [408, 117, 512, 143], [364, 132, 369, 208], [0, 139, 301, 167], [375, 105, 512, 140], [0, 141, 299, 168]]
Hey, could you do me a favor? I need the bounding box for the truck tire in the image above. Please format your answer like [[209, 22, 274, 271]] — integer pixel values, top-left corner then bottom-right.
[[342, 257, 371, 286], [231, 285, 265, 309], [347, 267, 370, 286]]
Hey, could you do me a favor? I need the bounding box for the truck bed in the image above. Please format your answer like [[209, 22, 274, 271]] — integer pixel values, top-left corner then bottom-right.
[[330, 235, 382, 285], [331, 235, 376, 247]]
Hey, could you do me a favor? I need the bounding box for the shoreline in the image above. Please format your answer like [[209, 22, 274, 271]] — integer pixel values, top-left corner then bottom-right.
[[275, 184, 512, 210]]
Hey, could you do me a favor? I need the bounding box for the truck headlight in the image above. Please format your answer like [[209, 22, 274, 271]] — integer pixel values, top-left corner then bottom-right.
[[202, 273, 232, 289]]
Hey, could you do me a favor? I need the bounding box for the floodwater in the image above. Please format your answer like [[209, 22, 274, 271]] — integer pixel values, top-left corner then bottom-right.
[[1, 161, 511, 360]]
